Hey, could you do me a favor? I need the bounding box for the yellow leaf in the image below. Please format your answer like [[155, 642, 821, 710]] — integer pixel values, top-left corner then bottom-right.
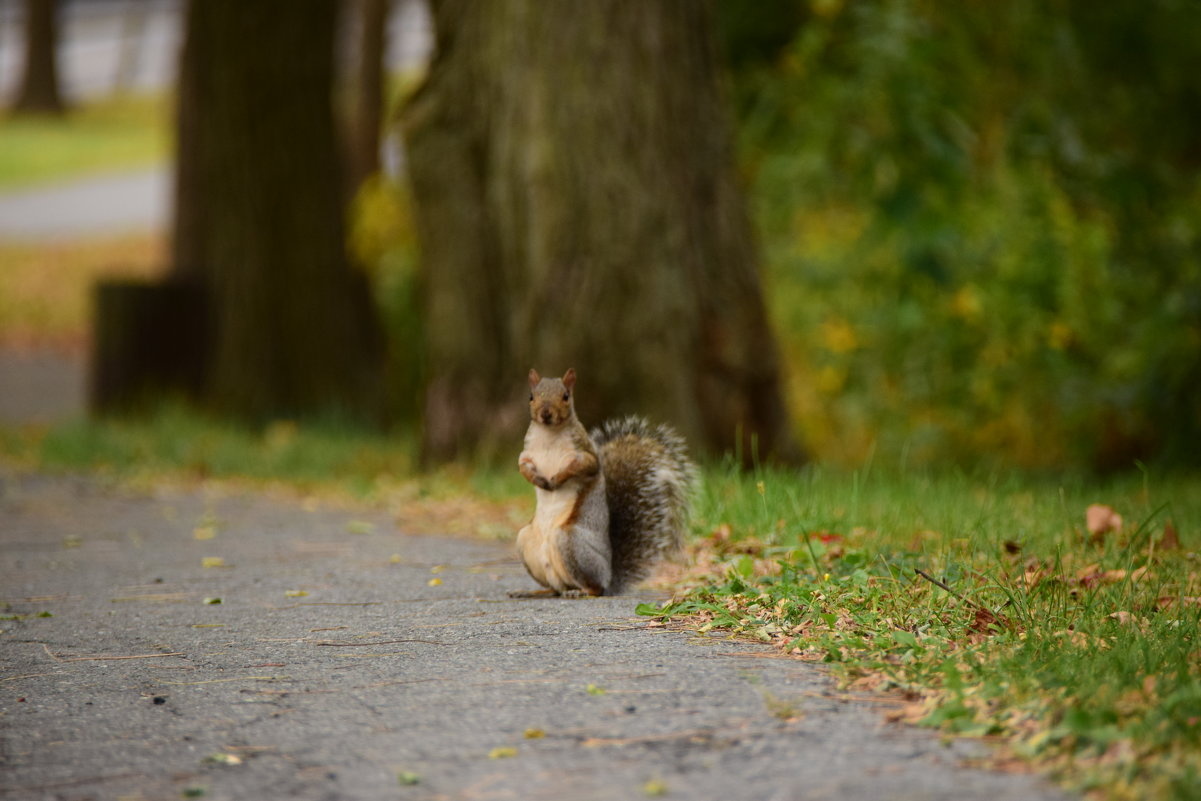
[[389, 554, 402, 564], [427, 577, 442, 587], [285, 590, 308, 598], [488, 747, 517, 759], [643, 778, 668, 797], [431, 564, 446, 574], [523, 728, 545, 739], [193, 526, 217, 541], [201, 557, 225, 568], [203, 753, 242, 766], [585, 683, 605, 696]]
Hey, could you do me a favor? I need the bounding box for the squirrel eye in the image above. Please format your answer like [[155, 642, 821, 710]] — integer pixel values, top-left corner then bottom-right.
[[562, 392, 570, 402], [528, 393, 534, 402]]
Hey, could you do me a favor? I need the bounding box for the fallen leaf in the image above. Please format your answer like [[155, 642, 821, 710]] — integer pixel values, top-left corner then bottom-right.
[[643, 778, 668, 797], [427, 578, 442, 587], [1086, 504, 1123, 541], [202, 753, 242, 766], [523, 728, 545, 739], [1003, 540, 1022, 555], [969, 607, 1011, 634], [397, 771, 420, 786], [586, 683, 606, 696], [488, 746, 517, 759], [194, 526, 217, 541], [201, 557, 225, 569], [1156, 596, 1201, 610], [202, 597, 222, 605], [285, 590, 308, 598]]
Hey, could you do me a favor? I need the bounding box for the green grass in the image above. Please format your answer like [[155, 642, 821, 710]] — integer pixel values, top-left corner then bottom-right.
[[0, 404, 525, 506], [642, 464, 1201, 800], [0, 94, 169, 189]]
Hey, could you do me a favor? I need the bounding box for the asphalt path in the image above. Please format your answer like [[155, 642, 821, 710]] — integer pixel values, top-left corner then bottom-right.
[[0, 167, 168, 240], [0, 472, 1073, 801]]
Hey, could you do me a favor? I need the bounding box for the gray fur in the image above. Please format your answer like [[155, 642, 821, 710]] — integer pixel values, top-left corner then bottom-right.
[[590, 416, 698, 593]]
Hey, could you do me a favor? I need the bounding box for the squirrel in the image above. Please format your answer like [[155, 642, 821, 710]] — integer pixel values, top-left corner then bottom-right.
[[515, 368, 696, 596]]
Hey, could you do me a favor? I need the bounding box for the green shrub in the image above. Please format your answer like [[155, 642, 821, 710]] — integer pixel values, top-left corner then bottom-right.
[[733, 0, 1201, 469]]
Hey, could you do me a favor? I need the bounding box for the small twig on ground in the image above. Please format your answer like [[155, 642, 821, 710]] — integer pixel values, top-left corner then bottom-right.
[[914, 568, 986, 610], [56, 652, 186, 663], [915, 568, 1014, 631], [313, 639, 446, 647]]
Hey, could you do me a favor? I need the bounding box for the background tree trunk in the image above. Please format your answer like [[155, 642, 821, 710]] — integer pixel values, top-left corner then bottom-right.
[[11, 0, 65, 114], [402, 0, 800, 464], [345, 0, 390, 192], [173, 0, 383, 422]]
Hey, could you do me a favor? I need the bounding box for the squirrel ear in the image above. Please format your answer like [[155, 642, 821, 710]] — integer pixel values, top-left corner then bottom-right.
[[528, 369, 541, 389], [562, 368, 576, 390]]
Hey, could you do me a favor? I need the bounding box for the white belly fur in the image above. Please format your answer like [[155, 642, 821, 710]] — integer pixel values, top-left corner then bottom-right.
[[517, 424, 596, 592]]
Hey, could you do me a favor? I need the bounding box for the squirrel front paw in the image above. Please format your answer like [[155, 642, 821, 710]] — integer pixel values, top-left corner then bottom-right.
[[533, 475, 555, 491]]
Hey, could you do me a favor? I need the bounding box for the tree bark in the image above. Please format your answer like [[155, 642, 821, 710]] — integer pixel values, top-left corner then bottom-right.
[[402, 0, 800, 464], [11, 0, 65, 114], [172, 0, 383, 423], [346, 0, 390, 191]]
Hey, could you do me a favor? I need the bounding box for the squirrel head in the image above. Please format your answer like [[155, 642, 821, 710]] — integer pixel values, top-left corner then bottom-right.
[[527, 368, 577, 427]]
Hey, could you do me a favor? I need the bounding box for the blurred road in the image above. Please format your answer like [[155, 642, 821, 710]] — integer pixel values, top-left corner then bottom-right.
[[0, 166, 168, 239], [0, 472, 1076, 801]]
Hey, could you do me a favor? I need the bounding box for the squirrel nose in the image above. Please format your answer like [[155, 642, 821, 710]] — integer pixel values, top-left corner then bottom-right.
[[540, 409, 553, 424]]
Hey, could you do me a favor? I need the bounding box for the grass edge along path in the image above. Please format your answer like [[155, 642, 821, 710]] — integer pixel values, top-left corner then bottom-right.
[[642, 467, 1201, 801], [3, 413, 1199, 799]]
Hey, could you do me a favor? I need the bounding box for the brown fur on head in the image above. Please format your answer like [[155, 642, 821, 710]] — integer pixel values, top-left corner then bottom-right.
[[528, 368, 577, 426]]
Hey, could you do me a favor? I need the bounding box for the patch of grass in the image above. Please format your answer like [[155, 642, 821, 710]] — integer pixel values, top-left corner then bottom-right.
[[645, 465, 1201, 801], [0, 233, 167, 348], [0, 404, 529, 535], [0, 94, 169, 189]]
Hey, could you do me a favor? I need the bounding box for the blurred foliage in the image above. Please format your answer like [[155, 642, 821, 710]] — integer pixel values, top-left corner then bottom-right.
[[721, 0, 1201, 470], [348, 174, 424, 425]]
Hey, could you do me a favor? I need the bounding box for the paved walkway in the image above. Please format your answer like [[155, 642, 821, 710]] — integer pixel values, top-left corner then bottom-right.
[[0, 472, 1072, 801], [0, 167, 168, 240]]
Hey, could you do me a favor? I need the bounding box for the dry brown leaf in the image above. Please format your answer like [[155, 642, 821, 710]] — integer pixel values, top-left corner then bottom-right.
[[1155, 595, 1201, 610], [1086, 504, 1123, 541], [969, 606, 1012, 634], [884, 702, 928, 724]]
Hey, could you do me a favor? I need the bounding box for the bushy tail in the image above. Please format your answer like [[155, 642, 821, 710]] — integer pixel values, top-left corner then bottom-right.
[[591, 416, 697, 594]]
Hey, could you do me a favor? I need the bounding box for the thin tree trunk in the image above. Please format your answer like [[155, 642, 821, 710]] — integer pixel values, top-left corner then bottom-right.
[[347, 0, 390, 190], [11, 0, 65, 114], [173, 0, 383, 423], [402, 0, 800, 464]]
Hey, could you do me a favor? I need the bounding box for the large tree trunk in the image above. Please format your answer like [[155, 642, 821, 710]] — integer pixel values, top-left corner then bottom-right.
[[11, 0, 65, 114], [172, 0, 383, 422], [402, 0, 799, 464]]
